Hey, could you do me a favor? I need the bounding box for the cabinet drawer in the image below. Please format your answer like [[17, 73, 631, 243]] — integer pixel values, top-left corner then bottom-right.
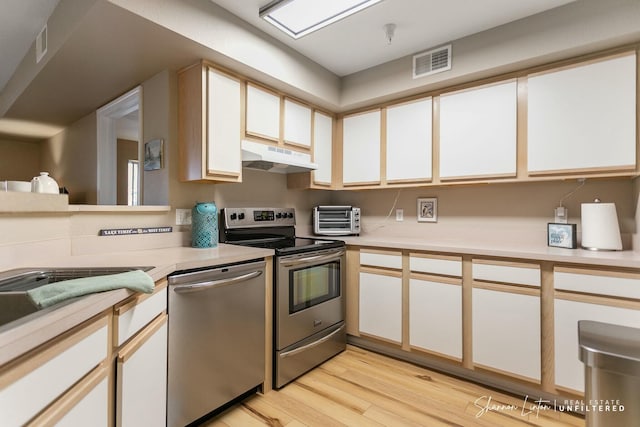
[[472, 259, 540, 287], [554, 267, 640, 299], [360, 250, 402, 270], [410, 253, 461, 277], [114, 283, 167, 347], [0, 316, 108, 427]]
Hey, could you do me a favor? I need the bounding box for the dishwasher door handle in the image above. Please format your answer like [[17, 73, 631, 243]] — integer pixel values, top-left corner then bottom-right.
[[279, 250, 345, 268], [173, 270, 263, 294]]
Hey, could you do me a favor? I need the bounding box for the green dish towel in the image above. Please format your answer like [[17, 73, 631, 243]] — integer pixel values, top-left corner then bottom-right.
[[27, 270, 154, 309]]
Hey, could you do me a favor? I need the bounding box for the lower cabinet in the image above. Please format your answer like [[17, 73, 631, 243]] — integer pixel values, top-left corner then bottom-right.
[[554, 297, 640, 393], [116, 314, 168, 427], [359, 271, 402, 343], [409, 277, 462, 360], [0, 314, 109, 427], [32, 366, 110, 426], [472, 286, 541, 382]]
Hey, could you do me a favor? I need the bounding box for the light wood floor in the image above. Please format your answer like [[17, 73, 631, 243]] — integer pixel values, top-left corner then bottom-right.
[[204, 345, 584, 427]]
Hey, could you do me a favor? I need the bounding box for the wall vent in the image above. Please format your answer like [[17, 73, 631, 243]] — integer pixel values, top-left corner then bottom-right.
[[36, 24, 48, 64], [413, 44, 451, 79]]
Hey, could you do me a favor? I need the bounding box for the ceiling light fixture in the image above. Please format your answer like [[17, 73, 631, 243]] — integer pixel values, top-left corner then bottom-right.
[[259, 0, 383, 39]]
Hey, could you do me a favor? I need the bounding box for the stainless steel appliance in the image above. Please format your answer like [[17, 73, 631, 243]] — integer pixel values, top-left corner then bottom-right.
[[313, 205, 360, 236], [221, 207, 346, 389], [167, 260, 266, 427]]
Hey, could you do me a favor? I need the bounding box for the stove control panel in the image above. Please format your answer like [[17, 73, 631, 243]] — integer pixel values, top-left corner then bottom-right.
[[222, 207, 296, 228]]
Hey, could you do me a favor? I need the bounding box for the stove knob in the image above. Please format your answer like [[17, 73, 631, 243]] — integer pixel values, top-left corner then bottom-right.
[[230, 213, 237, 220], [288, 212, 294, 219], [276, 213, 282, 219], [238, 213, 245, 220]]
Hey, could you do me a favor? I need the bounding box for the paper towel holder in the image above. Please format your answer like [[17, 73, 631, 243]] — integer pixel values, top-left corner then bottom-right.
[[580, 198, 622, 251]]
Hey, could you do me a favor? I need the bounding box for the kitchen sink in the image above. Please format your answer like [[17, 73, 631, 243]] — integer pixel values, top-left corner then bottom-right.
[[0, 267, 154, 327]]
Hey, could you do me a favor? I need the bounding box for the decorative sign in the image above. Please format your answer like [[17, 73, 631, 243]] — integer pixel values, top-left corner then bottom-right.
[[99, 226, 172, 236]]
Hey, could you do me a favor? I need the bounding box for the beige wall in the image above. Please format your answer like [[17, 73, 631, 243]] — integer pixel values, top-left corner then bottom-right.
[[41, 112, 97, 204], [142, 70, 171, 206], [331, 179, 636, 248], [0, 138, 41, 181]]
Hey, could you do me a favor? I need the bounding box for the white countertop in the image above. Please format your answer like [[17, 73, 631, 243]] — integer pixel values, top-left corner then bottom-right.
[[340, 235, 640, 269], [0, 243, 274, 365]]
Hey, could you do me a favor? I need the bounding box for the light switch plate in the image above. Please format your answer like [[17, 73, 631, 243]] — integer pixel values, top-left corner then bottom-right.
[[396, 209, 404, 222], [176, 208, 192, 225]]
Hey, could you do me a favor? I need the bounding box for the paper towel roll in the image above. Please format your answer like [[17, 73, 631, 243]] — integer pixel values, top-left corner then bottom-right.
[[581, 202, 622, 250]]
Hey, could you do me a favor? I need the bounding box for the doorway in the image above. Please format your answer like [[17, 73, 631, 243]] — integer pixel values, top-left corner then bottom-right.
[[96, 86, 142, 205]]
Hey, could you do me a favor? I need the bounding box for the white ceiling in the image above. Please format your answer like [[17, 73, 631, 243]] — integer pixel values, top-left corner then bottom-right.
[[211, 0, 576, 76], [0, 0, 61, 93]]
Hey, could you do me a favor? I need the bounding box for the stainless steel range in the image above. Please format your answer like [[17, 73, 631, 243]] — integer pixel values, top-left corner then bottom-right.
[[221, 207, 346, 389]]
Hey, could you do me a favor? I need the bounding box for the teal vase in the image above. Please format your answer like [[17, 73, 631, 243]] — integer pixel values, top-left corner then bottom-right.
[[191, 202, 218, 248]]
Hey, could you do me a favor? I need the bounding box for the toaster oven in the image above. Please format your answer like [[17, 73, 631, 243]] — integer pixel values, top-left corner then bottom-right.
[[313, 206, 360, 236]]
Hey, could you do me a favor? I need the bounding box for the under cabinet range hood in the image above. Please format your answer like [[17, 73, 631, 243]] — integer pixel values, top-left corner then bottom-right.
[[241, 140, 317, 173]]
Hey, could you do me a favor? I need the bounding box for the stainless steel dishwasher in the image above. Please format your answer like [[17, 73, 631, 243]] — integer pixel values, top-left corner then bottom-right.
[[167, 259, 265, 427]]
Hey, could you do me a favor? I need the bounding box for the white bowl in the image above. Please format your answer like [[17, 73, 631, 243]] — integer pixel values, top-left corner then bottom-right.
[[7, 181, 32, 192]]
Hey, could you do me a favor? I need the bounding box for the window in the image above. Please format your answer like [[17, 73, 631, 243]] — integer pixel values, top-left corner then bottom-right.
[[127, 160, 139, 206]]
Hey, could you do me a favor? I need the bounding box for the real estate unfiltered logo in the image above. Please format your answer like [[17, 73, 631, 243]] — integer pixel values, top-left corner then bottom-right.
[[473, 395, 625, 418]]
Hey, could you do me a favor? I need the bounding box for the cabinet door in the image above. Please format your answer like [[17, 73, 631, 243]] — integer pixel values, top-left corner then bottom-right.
[[342, 110, 381, 185], [386, 98, 432, 182], [313, 111, 333, 185], [0, 316, 108, 427], [439, 81, 517, 180], [246, 83, 280, 141], [116, 315, 168, 427], [54, 372, 109, 427], [554, 298, 640, 393], [410, 278, 461, 359], [472, 288, 540, 381], [359, 271, 402, 343], [284, 98, 311, 148], [528, 53, 636, 174], [207, 68, 242, 177]]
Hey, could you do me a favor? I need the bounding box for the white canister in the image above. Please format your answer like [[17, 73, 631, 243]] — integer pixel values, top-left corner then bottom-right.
[[581, 200, 622, 251]]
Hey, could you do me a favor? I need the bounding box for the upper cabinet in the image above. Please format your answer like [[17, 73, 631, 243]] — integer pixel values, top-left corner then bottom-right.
[[245, 83, 281, 142], [313, 111, 333, 185], [439, 80, 517, 180], [342, 110, 381, 186], [178, 63, 242, 183], [386, 98, 433, 183], [284, 98, 312, 149], [527, 52, 637, 175]]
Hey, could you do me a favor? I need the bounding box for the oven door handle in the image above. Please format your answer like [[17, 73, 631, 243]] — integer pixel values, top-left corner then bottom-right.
[[279, 324, 345, 358], [279, 250, 345, 267], [172, 270, 262, 294]]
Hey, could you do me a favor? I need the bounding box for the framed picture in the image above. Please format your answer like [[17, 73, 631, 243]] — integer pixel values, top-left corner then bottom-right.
[[547, 223, 577, 249], [144, 138, 164, 171], [417, 197, 437, 222]]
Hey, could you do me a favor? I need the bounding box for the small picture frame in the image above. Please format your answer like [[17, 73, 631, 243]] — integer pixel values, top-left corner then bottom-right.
[[144, 138, 164, 171], [417, 197, 437, 223], [547, 223, 577, 249]]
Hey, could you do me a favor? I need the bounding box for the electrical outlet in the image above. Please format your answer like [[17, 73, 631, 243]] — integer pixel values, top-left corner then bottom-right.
[[176, 209, 192, 225], [396, 209, 404, 222]]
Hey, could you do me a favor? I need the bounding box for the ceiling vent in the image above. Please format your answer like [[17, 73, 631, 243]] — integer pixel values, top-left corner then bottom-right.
[[413, 44, 451, 79]]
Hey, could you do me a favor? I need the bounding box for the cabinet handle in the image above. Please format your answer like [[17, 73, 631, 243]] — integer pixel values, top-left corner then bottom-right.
[[172, 270, 262, 294]]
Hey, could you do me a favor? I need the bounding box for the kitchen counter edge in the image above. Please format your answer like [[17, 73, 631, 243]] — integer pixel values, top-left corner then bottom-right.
[[0, 244, 274, 366]]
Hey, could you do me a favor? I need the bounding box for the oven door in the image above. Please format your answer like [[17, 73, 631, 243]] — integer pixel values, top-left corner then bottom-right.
[[276, 247, 345, 350]]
